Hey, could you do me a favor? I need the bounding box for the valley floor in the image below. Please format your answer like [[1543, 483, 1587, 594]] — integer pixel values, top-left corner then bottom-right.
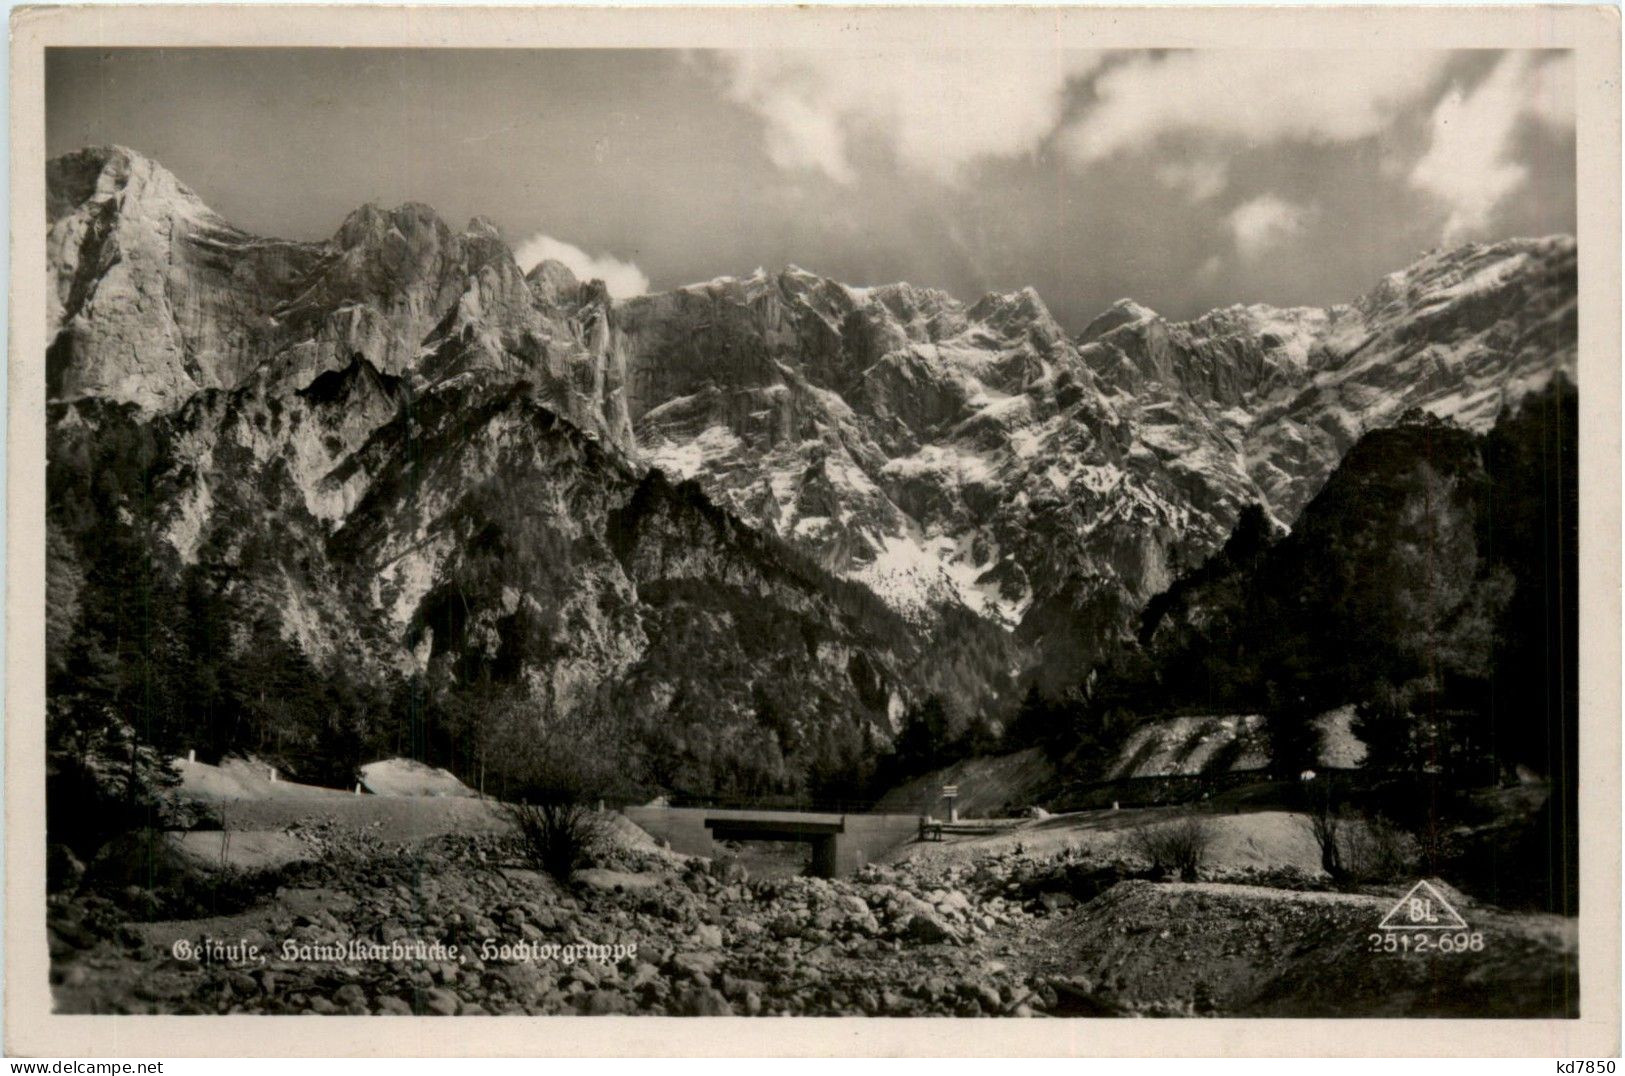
[[48, 782, 1578, 1019]]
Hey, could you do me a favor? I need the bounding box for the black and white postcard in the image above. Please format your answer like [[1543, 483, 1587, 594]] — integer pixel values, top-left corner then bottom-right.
[[6, 4, 1620, 1058]]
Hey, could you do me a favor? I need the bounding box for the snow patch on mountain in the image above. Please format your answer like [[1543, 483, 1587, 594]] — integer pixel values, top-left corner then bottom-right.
[[647, 424, 744, 480], [854, 530, 1028, 628]]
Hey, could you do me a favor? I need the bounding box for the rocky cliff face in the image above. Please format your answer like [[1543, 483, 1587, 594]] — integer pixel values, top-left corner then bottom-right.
[[612, 238, 1575, 686], [44, 145, 1578, 791]]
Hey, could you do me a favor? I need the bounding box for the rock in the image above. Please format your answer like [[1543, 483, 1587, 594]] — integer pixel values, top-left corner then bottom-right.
[[47, 844, 86, 892], [1039, 891, 1076, 912], [374, 995, 413, 1015], [836, 893, 871, 917], [579, 989, 629, 1015], [333, 983, 368, 1011], [693, 923, 724, 948], [575, 869, 664, 893], [119, 885, 162, 919], [423, 987, 461, 1015], [710, 857, 749, 885], [972, 983, 1004, 1012], [49, 919, 99, 952], [669, 950, 723, 979], [674, 985, 733, 1016], [720, 974, 766, 1000], [903, 911, 957, 944]]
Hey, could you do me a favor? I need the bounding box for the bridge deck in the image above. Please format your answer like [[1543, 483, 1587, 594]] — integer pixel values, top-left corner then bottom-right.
[[704, 813, 845, 839]]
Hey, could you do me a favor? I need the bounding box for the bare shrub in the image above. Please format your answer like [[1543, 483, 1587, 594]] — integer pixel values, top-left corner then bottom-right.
[[1129, 815, 1214, 881], [1340, 813, 1415, 883], [1412, 810, 1458, 875], [1301, 785, 1414, 884], [1304, 793, 1346, 879], [481, 695, 626, 882], [503, 800, 609, 883]]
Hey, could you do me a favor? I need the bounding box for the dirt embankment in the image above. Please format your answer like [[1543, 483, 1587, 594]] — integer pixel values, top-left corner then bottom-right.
[[875, 710, 1369, 819], [1032, 880, 1576, 1017], [874, 747, 1054, 818], [885, 806, 1328, 877], [173, 757, 509, 849]]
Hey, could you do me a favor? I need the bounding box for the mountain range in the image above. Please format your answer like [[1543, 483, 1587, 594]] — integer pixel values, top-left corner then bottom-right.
[[44, 145, 1578, 797]]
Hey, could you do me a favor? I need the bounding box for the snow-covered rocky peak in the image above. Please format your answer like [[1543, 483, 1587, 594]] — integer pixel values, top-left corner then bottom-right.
[[334, 200, 452, 249], [47, 147, 328, 411], [621, 236, 1576, 677], [47, 145, 223, 230], [1358, 236, 1568, 320], [525, 258, 585, 309], [1080, 298, 1159, 343]]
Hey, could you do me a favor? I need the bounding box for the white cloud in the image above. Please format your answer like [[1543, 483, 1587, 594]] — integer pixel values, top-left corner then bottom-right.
[[1409, 52, 1575, 243], [1155, 157, 1229, 202], [513, 234, 650, 299], [711, 50, 1105, 185], [1062, 51, 1453, 163], [1228, 195, 1315, 259], [1521, 52, 1577, 129]]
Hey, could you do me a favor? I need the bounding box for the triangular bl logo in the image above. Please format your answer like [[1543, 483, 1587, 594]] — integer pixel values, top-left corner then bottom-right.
[[1378, 880, 1469, 930]]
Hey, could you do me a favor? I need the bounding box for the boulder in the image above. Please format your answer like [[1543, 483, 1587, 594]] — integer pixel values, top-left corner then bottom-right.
[[47, 843, 86, 892], [669, 950, 723, 979], [579, 988, 629, 1015], [902, 910, 958, 944], [574, 868, 665, 893], [423, 987, 461, 1015], [674, 984, 733, 1016], [1040, 891, 1077, 912]]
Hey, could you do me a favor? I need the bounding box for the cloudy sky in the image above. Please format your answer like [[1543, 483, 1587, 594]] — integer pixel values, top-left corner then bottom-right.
[[47, 48, 1575, 327]]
